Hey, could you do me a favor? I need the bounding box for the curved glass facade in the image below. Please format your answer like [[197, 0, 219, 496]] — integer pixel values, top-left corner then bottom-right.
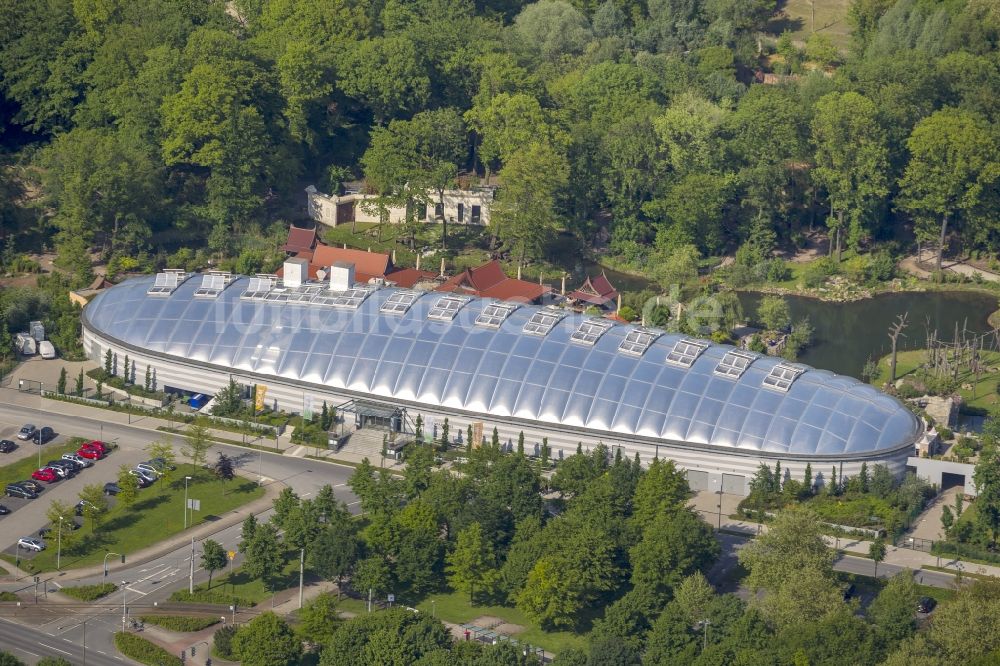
[[83, 276, 921, 458]]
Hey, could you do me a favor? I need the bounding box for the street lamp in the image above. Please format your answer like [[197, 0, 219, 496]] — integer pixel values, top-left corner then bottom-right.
[[716, 490, 724, 530], [183, 476, 192, 528], [696, 619, 711, 651], [104, 551, 124, 579], [122, 581, 129, 633], [298, 547, 305, 609], [36, 428, 42, 469]]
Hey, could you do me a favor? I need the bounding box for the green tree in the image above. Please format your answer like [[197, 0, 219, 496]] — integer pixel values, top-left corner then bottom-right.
[[868, 573, 918, 646], [974, 444, 1000, 545], [145, 440, 176, 484], [239, 513, 258, 553], [232, 612, 301, 666], [811, 91, 890, 258], [78, 484, 109, 533], [56, 368, 67, 395], [115, 465, 139, 507], [739, 507, 834, 592], [45, 499, 78, 551], [242, 523, 285, 590], [338, 35, 430, 123], [104, 349, 113, 376], [869, 536, 887, 578], [310, 519, 359, 586], [630, 509, 719, 601], [446, 522, 497, 603], [201, 539, 227, 588], [757, 295, 791, 331], [74, 368, 84, 396], [352, 556, 391, 599], [182, 419, 212, 471], [272, 487, 301, 529], [898, 108, 1000, 271], [631, 458, 691, 531], [492, 141, 569, 264], [297, 592, 340, 644]]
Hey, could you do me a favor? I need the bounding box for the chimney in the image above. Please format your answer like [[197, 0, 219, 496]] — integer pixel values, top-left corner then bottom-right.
[[283, 258, 308, 288], [392, 249, 397, 265], [367, 246, 371, 252], [343, 243, 347, 249], [539, 272, 543, 285], [616, 293, 622, 311], [329, 261, 355, 291], [440, 257, 445, 277], [517, 264, 522, 280], [416, 254, 421, 271], [561, 273, 566, 296]]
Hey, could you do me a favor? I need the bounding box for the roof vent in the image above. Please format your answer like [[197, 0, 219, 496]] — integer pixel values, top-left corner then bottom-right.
[[618, 327, 662, 356], [665, 338, 710, 367], [283, 258, 309, 289], [381, 290, 421, 315], [522, 306, 566, 336], [475, 302, 520, 329], [330, 262, 355, 291], [762, 362, 806, 392], [147, 269, 190, 296], [193, 271, 234, 298], [428, 295, 472, 321], [241, 274, 278, 300], [569, 318, 615, 345], [714, 349, 758, 379]]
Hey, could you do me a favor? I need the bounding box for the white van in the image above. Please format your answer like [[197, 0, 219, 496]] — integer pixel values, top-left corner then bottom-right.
[[16, 333, 35, 355], [38, 341, 56, 359]]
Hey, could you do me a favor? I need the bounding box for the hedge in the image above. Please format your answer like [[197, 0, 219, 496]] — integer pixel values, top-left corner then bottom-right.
[[61, 583, 117, 601], [113, 632, 182, 666], [214, 624, 237, 660], [139, 615, 220, 632], [169, 589, 257, 607], [0, 592, 18, 602]]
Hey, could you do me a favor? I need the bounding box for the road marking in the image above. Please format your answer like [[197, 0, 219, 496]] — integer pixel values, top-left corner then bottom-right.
[[347, 500, 360, 506], [40, 644, 72, 655]]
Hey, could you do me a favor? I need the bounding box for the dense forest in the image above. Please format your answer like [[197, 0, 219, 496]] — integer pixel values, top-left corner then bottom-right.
[[1, 0, 999, 290]]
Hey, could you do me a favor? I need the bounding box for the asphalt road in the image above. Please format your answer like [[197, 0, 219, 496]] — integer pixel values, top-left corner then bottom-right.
[[0, 396, 360, 664]]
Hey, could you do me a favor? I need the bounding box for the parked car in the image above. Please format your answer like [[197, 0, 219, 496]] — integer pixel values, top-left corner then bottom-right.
[[132, 468, 157, 484], [39, 522, 78, 539], [917, 596, 937, 613], [17, 537, 45, 552], [127, 470, 153, 488], [31, 468, 59, 483], [62, 453, 92, 468], [0, 440, 16, 453], [147, 457, 176, 472], [36, 427, 55, 444], [135, 463, 161, 478], [38, 341, 56, 359], [0, 505, 10, 515], [85, 440, 109, 453], [17, 479, 45, 495], [46, 461, 75, 477], [16, 425, 36, 441], [5, 484, 36, 499], [103, 482, 120, 496], [18, 480, 43, 494], [75, 500, 97, 516], [77, 447, 103, 460], [843, 584, 857, 601]]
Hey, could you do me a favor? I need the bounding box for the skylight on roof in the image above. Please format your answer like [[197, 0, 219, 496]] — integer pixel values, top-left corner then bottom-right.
[[476, 302, 520, 329], [522, 307, 566, 336], [241, 275, 278, 300], [193, 271, 233, 298], [427, 295, 471, 321], [147, 270, 190, 296], [569, 318, 615, 345], [331, 287, 374, 309], [762, 363, 805, 392], [665, 338, 710, 367], [714, 349, 758, 379], [618, 327, 662, 356], [380, 290, 421, 315]]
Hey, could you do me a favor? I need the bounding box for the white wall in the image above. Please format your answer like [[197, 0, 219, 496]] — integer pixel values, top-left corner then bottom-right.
[[306, 187, 493, 228]]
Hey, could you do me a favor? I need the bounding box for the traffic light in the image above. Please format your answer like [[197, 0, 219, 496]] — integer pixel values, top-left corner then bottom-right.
[[180, 650, 185, 663], [121, 554, 126, 564], [206, 659, 212, 666], [191, 646, 196, 657]]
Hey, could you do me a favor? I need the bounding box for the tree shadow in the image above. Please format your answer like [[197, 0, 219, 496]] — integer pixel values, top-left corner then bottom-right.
[[765, 14, 805, 37], [101, 512, 142, 533], [130, 494, 170, 512]]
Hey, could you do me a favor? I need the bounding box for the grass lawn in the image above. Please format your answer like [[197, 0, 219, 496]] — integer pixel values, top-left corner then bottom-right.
[[1, 470, 263, 573], [0, 438, 86, 489], [768, 0, 852, 50], [414, 591, 587, 654], [171, 552, 307, 606], [872, 348, 1000, 410]]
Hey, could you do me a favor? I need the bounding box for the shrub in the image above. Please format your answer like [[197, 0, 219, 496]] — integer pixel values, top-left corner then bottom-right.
[[61, 583, 117, 601], [801, 257, 839, 288], [113, 632, 182, 666], [139, 615, 220, 632], [0, 592, 17, 601], [169, 589, 257, 607], [214, 624, 238, 659], [938, 428, 954, 441]]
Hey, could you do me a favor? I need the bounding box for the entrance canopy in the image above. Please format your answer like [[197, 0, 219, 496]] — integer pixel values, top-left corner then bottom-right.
[[336, 399, 409, 432]]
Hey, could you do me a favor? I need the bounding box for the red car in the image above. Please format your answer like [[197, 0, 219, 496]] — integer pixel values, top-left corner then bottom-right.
[[31, 468, 59, 483], [84, 441, 109, 454], [77, 447, 103, 460]]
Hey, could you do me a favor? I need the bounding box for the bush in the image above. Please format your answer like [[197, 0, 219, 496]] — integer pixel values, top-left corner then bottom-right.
[[938, 428, 953, 440], [169, 589, 257, 607], [61, 583, 117, 601], [139, 615, 220, 632], [801, 257, 840, 288], [114, 632, 183, 666], [0, 592, 17, 601], [214, 624, 238, 659]]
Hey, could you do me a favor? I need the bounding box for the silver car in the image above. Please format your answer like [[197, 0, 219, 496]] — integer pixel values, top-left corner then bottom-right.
[[135, 463, 161, 478], [62, 453, 92, 468], [131, 468, 157, 484], [17, 537, 45, 552]]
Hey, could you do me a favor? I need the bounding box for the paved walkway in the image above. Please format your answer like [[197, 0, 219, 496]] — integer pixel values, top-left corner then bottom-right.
[[900, 250, 1000, 282]]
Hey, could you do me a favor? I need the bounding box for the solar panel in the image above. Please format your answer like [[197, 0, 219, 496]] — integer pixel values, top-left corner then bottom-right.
[[569, 318, 615, 345], [714, 350, 758, 379], [665, 338, 710, 367], [428, 295, 471, 321], [381, 290, 421, 315], [618, 327, 662, 356], [331, 287, 373, 309], [522, 307, 567, 336], [475, 302, 520, 329], [762, 363, 805, 392]]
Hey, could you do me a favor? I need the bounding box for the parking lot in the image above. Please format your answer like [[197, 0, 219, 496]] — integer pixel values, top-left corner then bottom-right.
[[0, 415, 150, 560]]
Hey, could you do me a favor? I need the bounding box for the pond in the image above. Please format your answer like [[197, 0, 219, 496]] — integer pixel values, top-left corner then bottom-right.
[[737, 291, 999, 379]]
